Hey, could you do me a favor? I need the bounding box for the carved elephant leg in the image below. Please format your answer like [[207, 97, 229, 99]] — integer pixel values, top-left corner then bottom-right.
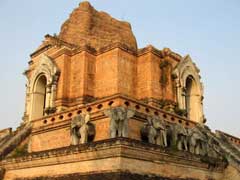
[[162, 130, 168, 147], [183, 137, 188, 151], [189, 144, 195, 154], [117, 120, 123, 137], [110, 129, 117, 138], [177, 141, 182, 150], [148, 127, 157, 144], [110, 122, 118, 138], [148, 135, 155, 144], [157, 131, 166, 147], [71, 134, 79, 145], [172, 131, 178, 147], [79, 125, 88, 144], [195, 142, 201, 155], [199, 142, 207, 156], [155, 133, 162, 146], [121, 119, 129, 138], [189, 136, 197, 154], [71, 129, 79, 145], [177, 136, 183, 150]]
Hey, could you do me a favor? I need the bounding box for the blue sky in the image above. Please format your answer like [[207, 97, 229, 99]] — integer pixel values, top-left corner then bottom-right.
[[0, 0, 239, 137]]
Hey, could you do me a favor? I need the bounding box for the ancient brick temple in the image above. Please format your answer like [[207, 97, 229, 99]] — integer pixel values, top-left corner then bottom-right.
[[0, 2, 239, 180]]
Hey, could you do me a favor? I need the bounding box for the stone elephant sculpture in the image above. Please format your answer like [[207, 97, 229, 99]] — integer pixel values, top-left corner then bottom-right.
[[188, 127, 207, 155], [70, 113, 95, 145], [141, 119, 157, 144], [141, 115, 167, 147], [169, 123, 188, 151], [104, 107, 135, 138]]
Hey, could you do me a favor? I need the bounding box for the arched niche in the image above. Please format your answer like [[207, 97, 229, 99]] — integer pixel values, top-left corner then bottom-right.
[[172, 55, 204, 123], [185, 75, 200, 121], [24, 54, 60, 121], [31, 75, 47, 120]]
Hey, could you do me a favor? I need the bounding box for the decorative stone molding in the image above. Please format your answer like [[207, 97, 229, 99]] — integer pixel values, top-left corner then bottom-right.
[[172, 55, 204, 123], [25, 54, 60, 122], [30, 54, 60, 87], [1, 138, 227, 173]]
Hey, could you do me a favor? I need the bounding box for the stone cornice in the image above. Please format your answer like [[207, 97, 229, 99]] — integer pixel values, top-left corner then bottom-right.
[[137, 45, 182, 62], [71, 42, 137, 57], [138, 45, 164, 58], [30, 35, 78, 58], [0, 138, 227, 172], [30, 44, 52, 58], [29, 35, 183, 64]]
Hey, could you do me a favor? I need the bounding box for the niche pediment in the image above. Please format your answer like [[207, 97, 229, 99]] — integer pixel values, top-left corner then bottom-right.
[[30, 54, 60, 87], [173, 55, 200, 82]]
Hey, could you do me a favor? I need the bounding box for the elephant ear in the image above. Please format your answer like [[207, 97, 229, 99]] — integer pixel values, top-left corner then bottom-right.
[[147, 116, 152, 125], [187, 128, 193, 136], [71, 115, 82, 128], [127, 109, 135, 119], [152, 118, 164, 130], [84, 113, 91, 124], [118, 106, 126, 112], [179, 125, 188, 135], [104, 109, 112, 118]]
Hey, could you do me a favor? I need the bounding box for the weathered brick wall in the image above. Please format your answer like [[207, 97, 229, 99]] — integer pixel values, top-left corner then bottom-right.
[[27, 41, 180, 114], [54, 54, 71, 103], [58, 2, 137, 52], [117, 49, 137, 97], [95, 49, 119, 97]]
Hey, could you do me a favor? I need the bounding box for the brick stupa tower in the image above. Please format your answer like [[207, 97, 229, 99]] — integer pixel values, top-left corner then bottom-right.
[[0, 2, 239, 180]]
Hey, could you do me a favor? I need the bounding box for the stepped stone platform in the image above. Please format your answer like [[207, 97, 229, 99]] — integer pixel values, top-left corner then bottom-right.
[[0, 138, 227, 180]]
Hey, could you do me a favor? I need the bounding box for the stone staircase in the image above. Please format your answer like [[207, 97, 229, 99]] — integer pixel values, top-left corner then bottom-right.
[[215, 131, 240, 170], [196, 125, 240, 172], [0, 123, 31, 160], [0, 134, 12, 149]]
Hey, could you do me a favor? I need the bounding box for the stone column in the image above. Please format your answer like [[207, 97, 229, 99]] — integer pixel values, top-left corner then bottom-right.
[[50, 83, 57, 108], [23, 83, 31, 122], [175, 78, 184, 109], [180, 87, 187, 110], [45, 84, 52, 110]]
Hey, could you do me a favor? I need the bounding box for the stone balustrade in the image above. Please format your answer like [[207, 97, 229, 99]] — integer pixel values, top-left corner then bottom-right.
[[217, 131, 240, 146], [32, 94, 197, 130]]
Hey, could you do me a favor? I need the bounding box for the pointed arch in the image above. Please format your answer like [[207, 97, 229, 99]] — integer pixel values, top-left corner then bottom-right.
[[31, 74, 47, 119], [25, 54, 60, 121], [172, 55, 204, 123]]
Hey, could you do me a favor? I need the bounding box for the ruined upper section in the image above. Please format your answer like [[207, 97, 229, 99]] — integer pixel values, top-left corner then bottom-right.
[[58, 1, 138, 52]]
